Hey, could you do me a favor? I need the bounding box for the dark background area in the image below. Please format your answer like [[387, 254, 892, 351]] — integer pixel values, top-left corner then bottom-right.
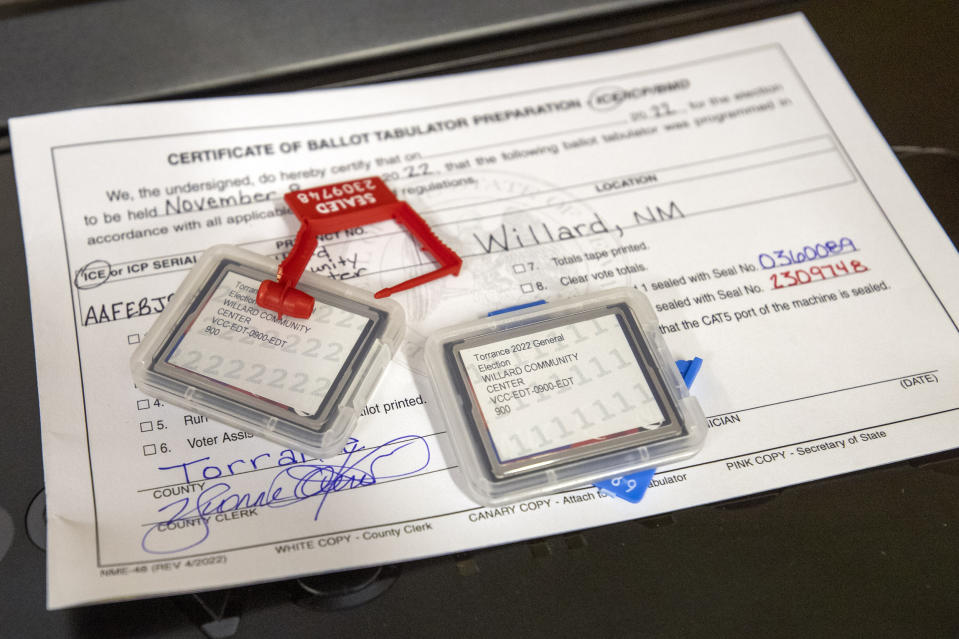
[[0, 0, 956, 636]]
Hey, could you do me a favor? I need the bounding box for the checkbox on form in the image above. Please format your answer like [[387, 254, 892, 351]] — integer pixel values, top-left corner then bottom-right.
[[520, 283, 534, 294], [139, 421, 153, 432], [136, 399, 150, 410], [512, 263, 527, 274], [143, 444, 157, 456], [127, 333, 140, 345]]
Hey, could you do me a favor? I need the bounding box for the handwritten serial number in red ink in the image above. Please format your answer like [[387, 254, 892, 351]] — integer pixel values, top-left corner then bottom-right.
[[770, 259, 868, 289]]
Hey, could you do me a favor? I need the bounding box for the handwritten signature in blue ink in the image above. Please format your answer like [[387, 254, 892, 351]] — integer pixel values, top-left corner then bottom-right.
[[141, 435, 430, 555]]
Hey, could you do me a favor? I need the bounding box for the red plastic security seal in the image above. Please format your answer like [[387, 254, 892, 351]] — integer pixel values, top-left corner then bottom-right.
[[257, 177, 462, 318]]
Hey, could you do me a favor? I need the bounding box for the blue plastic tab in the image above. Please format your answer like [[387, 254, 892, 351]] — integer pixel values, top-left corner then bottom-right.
[[487, 299, 547, 317], [677, 357, 703, 388], [597, 468, 656, 503], [595, 358, 702, 503]]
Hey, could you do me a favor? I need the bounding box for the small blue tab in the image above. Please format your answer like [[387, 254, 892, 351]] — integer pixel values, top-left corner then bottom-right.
[[676, 357, 703, 388], [597, 468, 656, 503], [487, 299, 547, 317], [595, 357, 702, 503]]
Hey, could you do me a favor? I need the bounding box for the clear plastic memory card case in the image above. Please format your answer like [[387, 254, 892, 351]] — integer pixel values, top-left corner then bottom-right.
[[425, 288, 707, 505], [131, 245, 405, 457]]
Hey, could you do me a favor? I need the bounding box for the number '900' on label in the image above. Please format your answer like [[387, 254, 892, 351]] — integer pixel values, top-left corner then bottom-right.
[[458, 313, 666, 465], [166, 271, 368, 415]]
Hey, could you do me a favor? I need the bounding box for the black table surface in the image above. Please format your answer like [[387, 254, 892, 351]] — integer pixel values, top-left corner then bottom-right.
[[0, 0, 956, 636]]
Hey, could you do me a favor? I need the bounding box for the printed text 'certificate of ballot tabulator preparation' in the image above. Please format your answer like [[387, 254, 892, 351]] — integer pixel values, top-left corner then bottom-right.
[[10, 15, 959, 608]]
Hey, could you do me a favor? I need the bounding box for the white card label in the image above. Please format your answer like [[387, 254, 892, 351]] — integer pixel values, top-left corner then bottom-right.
[[166, 272, 369, 414], [459, 313, 665, 462]]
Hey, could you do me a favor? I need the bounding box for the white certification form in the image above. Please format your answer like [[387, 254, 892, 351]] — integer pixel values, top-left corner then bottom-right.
[[10, 14, 959, 608]]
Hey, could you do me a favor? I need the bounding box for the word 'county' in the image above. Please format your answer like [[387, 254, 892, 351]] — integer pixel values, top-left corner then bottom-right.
[[140, 436, 430, 555]]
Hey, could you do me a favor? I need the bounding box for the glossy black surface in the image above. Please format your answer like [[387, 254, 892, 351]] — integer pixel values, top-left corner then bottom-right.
[[0, 0, 956, 635]]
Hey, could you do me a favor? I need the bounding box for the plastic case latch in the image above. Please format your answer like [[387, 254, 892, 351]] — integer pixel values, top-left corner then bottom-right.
[[258, 176, 463, 318], [595, 357, 703, 503]]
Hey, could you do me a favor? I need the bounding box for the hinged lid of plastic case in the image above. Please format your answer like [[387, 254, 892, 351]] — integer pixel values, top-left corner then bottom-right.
[[131, 245, 405, 457], [425, 288, 706, 505]]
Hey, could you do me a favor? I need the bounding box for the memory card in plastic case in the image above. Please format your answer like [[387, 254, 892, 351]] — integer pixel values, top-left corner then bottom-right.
[[425, 288, 706, 505], [131, 245, 405, 457]]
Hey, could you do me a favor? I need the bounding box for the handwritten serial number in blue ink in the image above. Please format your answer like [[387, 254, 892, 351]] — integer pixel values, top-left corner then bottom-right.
[[758, 237, 856, 270], [141, 435, 430, 555]]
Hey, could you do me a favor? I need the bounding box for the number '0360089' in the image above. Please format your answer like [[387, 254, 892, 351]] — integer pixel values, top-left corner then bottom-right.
[[758, 237, 856, 269]]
